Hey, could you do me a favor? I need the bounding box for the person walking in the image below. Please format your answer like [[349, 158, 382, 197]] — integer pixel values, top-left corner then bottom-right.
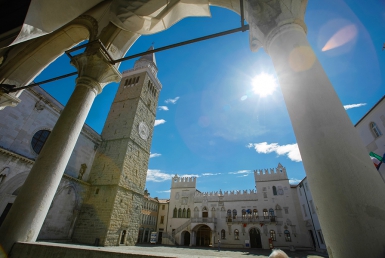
[[218, 239, 221, 252]]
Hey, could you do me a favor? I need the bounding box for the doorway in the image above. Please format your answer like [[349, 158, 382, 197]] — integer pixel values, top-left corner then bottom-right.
[[249, 228, 262, 248], [196, 225, 211, 246], [183, 231, 190, 246]]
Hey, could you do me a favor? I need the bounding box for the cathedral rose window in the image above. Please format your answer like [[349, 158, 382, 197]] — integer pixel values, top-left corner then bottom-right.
[[31, 130, 51, 154]]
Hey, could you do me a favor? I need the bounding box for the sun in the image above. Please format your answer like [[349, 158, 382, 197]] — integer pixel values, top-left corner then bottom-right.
[[251, 73, 277, 97]]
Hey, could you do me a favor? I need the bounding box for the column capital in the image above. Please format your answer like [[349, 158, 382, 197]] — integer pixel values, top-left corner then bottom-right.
[[70, 42, 121, 94], [244, 0, 308, 52]]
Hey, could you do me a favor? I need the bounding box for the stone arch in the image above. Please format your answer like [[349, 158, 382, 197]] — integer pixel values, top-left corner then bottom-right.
[[0, 171, 29, 195], [0, 15, 98, 89], [192, 224, 212, 247], [38, 181, 80, 240]]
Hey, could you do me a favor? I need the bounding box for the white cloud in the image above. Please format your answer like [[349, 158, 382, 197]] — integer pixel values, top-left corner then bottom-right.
[[343, 103, 367, 110], [247, 142, 302, 162], [154, 119, 166, 126], [202, 173, 221, 176], [165, 97, 180, 104], [146, 169, 173, 182], [289, 178, 302, 185], [181, 174, 200, 178], [150, 153, 161, 158], [229, 170, 252, 175], [158, 106, 169, 111]]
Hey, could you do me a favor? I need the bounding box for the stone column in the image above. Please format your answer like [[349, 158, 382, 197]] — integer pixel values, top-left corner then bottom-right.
[[245, 1, 385, 257], [0, 42, 121, 254]]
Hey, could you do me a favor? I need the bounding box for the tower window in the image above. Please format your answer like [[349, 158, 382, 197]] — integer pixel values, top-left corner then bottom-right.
[[232, 209, 237, 219], [284, 230, 291, 242], [136, 77, 140, 83], [272, 186, 277, 195], [269, 208, 275, 217], [263, 209, 268, 219], [234, 229, 239, 240], [270, 230, 276, 241], [31, 130, 51, 154], [173, 208, 177, 218], [370, 122, 382, 138], [221, 229, 226, 239]]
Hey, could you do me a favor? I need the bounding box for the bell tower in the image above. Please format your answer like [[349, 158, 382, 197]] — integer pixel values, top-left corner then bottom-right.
[[73, 46, 162, 246]]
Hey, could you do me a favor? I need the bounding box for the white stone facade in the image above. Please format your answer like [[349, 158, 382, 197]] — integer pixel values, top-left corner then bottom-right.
[[355, 96, 385, 179], [0, 86, 101, 239], [164, 164, 313, 250]]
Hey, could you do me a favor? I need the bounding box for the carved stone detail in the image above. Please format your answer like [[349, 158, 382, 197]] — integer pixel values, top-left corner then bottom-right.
[[244, 0, 308, 51], [70, 41, 121, 94]]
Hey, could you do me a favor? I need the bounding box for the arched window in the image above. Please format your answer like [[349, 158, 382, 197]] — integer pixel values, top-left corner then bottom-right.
[[173, 208, 177, 218], [227, 209, 231, 218], [234, 229, 239, 240], [221, 229, 226, 239], [182, 208, 186, 218], [187, 208, 191, 218], [270, 230, 276, 241], [128, 78, 132, 85], [31, 130, 51, 154], [272, 186, 277, 195], [247, 209, 252, 218], [242, 209, 246, 219], [263, 209, 269, 219], [269, 208, 275, 217], [178, 208, 182, 218], [253, 209, 258, 218], [371, 122, 382, 138], [284, 230, 291, 242], [232, 209, 237, 219], [136, 76, 140, 83]]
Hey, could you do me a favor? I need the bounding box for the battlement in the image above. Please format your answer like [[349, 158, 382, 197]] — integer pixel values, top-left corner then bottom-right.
[[254, 163, 288, 182], [171, 174, 196, 188], [194, 189, 256, 197]]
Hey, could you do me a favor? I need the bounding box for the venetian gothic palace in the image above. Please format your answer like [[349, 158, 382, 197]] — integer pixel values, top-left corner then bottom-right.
[[160, 164, 316, 250], [1, 45, 383, 252]]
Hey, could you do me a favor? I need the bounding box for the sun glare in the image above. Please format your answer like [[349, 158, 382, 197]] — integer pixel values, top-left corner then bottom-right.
[[252, 73, 277, 97]]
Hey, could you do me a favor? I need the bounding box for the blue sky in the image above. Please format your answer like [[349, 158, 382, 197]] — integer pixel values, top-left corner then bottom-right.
[[36, 0, 385, 199]]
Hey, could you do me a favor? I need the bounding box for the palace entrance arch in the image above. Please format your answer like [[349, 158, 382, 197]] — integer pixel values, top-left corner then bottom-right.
[[1, 1, 385, 257], [249, 228, 262, 248], [195, 225, 212, 247]]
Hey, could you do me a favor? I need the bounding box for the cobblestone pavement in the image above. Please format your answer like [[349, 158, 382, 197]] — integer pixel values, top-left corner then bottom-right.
[[103, 244, 329, 258]]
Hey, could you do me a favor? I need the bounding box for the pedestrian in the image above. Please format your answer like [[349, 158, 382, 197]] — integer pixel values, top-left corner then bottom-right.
[[218, 239, 221, 252]]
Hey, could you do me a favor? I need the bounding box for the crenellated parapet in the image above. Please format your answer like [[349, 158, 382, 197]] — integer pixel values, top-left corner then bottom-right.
[[194, 189, 256, 197], [254, 163, 288, 182], [171, 174, 196, 189]]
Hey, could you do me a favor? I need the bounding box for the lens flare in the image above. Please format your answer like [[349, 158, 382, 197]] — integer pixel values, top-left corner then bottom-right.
[[322, 24, 357, 52], [251, 73, 277, 97]]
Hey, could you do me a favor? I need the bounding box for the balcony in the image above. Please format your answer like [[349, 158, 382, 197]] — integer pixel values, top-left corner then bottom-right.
[[226, 216, 278, 224], [191, 218, 217, 223]]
